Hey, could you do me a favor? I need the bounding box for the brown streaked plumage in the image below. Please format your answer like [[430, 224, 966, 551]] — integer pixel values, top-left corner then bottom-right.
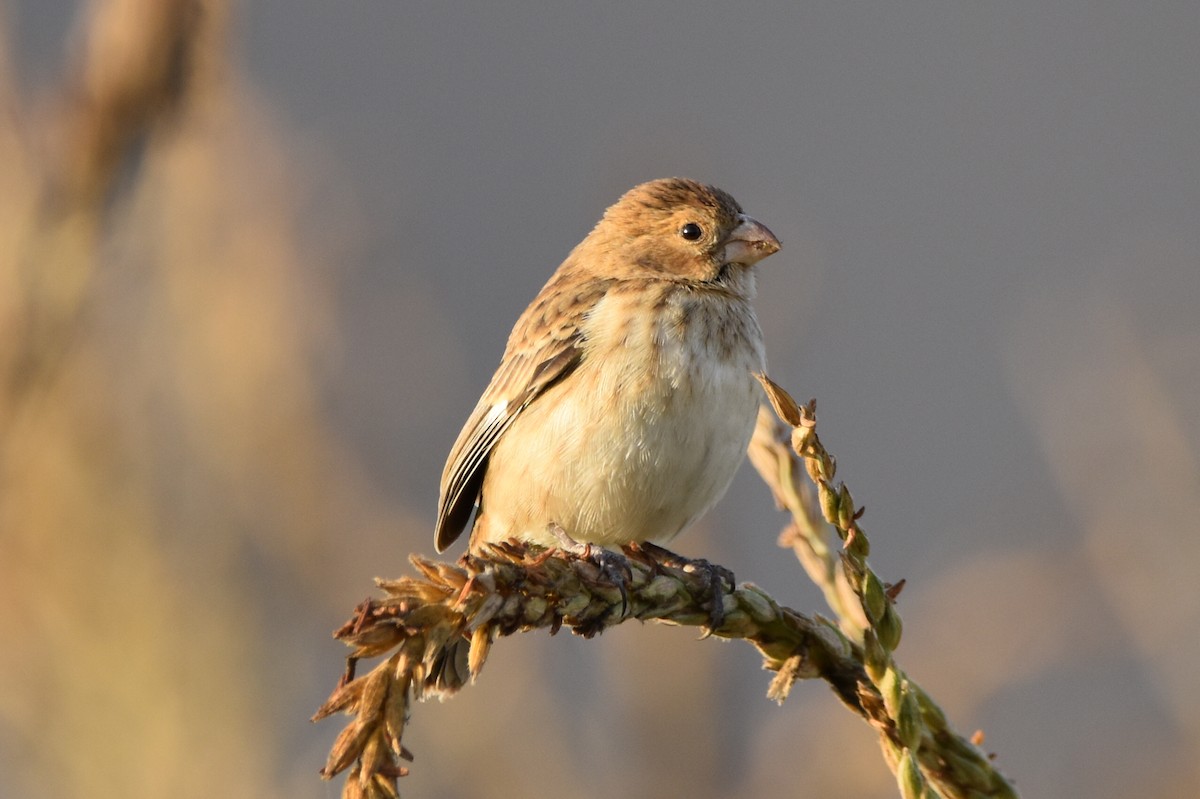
[[435, 178, 781, 553]]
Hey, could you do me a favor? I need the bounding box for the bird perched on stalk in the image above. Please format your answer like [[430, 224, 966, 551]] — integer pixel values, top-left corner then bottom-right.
[[435, 178, 781, 565]]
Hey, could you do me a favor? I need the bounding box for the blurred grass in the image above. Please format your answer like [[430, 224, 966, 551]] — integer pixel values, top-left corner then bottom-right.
[[0, 2, 370, 796]]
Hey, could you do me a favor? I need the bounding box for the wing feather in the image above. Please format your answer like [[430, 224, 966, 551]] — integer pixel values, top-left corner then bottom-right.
[[434, 318, 585, 552]]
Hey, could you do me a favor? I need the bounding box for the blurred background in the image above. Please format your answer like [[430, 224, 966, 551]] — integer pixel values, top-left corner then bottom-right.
[[2, 1, 1197, 797]]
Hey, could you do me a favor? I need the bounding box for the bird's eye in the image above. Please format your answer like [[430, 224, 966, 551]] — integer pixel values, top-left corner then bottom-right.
[[680, 222, 703, 241]]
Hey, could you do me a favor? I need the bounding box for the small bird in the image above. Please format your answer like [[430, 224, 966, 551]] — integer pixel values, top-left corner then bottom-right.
[[435, 178, 781, 558]]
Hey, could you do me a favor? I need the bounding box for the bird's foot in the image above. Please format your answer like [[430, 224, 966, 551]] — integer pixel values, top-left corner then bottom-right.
[[548, 523, 632, 618], [627, 542, 733, 632]]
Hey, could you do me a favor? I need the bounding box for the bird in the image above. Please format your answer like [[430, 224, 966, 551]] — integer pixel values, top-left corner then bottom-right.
[[434, 177, 781, 561]]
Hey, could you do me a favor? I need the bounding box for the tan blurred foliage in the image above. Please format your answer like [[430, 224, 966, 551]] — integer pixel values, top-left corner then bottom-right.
[[0, 2, 402, 797]]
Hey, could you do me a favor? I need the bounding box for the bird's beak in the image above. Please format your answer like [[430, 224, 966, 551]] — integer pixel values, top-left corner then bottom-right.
[[721, 214, 781, 266]]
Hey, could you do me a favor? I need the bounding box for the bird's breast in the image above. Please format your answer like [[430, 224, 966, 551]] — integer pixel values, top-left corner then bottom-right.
[[583, 281, 766, 395], [461, 179, 785, 553], [477, 282, 765, 547]]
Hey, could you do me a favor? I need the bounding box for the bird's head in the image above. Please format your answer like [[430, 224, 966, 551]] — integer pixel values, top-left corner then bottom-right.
[[585, 177, 781, 289]]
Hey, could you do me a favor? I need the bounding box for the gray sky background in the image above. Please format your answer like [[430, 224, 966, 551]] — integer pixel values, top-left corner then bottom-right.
[[8, 2, 1200, 797]]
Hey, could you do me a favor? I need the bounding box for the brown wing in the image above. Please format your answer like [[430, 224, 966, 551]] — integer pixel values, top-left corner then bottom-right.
[[434, 279, 598, 552]]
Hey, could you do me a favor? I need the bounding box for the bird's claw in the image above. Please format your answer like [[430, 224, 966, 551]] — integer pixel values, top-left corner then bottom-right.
[[590, 548, 633, 618], [692, 559, 732, 632], [548, 523, 632, 619], [628, 542, 732, 631]]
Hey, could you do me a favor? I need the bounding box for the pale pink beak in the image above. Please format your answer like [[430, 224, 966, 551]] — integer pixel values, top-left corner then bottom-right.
[[721, 214, 781, 266]]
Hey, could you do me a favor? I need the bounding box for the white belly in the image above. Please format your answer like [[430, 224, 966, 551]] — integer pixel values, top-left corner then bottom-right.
[[475, 285, 765, 548]]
